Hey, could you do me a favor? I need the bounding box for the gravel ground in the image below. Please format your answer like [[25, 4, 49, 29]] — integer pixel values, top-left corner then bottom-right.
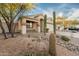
[[0, 34, 78, 56], [56, 45, 77, 56], [0, 34, 49, 56]]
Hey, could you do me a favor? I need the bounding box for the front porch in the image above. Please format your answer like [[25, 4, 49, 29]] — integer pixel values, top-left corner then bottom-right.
[[26, 20, 38, 33], [15, 16, 44, 34]]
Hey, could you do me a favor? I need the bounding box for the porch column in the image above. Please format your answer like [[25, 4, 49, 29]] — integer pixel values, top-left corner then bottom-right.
[[38, 22, 40, 32], [38, 26, 40, 32], [21, 18, 26, 34], [32, 22, 38, 32]]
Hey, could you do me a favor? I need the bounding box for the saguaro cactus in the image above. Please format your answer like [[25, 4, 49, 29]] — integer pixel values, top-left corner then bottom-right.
[[44, 14, 47, 33], [49, 11, 56, 56], [53, 11, 56, 34]]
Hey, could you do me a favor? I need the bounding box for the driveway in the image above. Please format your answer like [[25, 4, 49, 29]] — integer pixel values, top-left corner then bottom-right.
[[56, 31, 79, 46], [57, 31, 79, 38]]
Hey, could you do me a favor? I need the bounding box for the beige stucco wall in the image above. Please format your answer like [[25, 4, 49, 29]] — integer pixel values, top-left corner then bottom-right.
[[21, 18, 27, 34], [15, 20, 22, 32], [35, 15, 44, 32], [32, 22, 38, 31], [22, 18, 26, 25]]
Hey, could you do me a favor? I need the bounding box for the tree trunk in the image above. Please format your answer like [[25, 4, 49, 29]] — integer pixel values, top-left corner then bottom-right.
[[2, 20, 14, 38], [0, 11, 14, 37], [0, 19, 8, 39], [10, 22, 15, 37], [11, 22, 19, 34]]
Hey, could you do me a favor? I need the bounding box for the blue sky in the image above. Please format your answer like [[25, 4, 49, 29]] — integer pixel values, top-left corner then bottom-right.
[[26, 3, 79, 20]]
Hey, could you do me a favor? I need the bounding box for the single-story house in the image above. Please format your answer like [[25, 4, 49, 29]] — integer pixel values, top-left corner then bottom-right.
[[15, 14, 57, 34], [0, 14, 62, 34]]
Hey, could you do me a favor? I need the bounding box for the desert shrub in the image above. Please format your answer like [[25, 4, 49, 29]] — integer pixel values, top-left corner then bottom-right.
[[61, 36, 70, 42]]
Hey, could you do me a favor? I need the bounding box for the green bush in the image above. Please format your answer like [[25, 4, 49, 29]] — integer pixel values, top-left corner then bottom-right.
[[61, 36, 70, 42]]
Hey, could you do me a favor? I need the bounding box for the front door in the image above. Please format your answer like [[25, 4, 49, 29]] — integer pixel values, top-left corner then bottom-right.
[[26, 21, 33, 32]]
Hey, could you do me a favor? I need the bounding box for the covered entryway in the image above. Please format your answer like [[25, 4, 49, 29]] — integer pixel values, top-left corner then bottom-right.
[[15, 15, 44, 34], [26, 20, 38, 32], [21, 18, 38, 34]]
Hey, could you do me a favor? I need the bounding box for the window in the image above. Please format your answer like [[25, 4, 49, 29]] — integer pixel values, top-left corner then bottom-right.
[[26, 22, 32, 28]]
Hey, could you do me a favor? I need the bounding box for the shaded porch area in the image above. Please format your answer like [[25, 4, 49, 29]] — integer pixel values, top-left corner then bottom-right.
[[26, 20, 38, 32]]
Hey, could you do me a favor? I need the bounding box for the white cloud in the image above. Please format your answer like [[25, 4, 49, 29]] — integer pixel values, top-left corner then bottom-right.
[[67, 8, 79, 20], [37, 7, 65, 18], [36, 7, 53, 17], [57, 12, 63, 17]]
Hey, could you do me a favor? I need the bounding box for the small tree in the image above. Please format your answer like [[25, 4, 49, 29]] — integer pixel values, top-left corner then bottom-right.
[[0, 3, 36, 39]]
